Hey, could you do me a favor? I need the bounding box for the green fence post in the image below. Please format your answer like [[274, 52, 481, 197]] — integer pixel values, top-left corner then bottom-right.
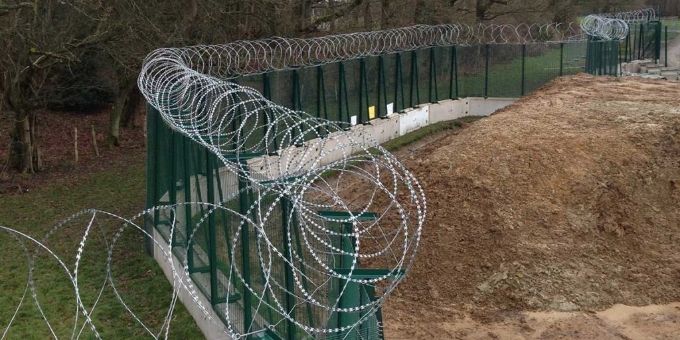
[[600, 41, 609, 75], [629, 24, 634, 62], [338, 62, 350, 126], [145, 104, 159, 256], [377, 55, 388, 118], [292, 70, 301, 111], [316, 66, 322, 120], [484, 44, 489, 98], [359, 58, 368, 124], [610, 40, 615, 76], [262, 73, 278, 152], [599, 42, 607, 75], [559, 43, 564, 76], [613, 40, 618, 76], [292, 69, 302, 142], [359, 58, 365, 124], [631, 23, 636, 61], [316, 66, 329, 137], [338, 62, 345, 124], [238, 159, 253, 338], [409, 50, 420, 107], [454, 46, 459, 98], [205, 150, 219, 307], [169, 130, 178, 247], [593, 41, 602, 75], [655, 22, 662, 64], [665, 26, 669, 67], [429, 48, 438, 103], [604, 41, 609, 75], [182, 137, 195, 272], [585, 40, 590, 74], [586, 40, 597, 75], [337, 222, 360, 339], [521, 44, 526, 96], [232, 79, 242, 151], [638, 23, 644, 60], [395, 53, 406, 113], [281, 196, 297, 340], [448, 46, 455, 99], [623, 29, 630, 62], [616, 40, 621, 76]]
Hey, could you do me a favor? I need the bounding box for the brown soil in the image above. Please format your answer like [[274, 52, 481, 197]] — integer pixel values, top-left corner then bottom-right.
[[0, 108, 146, 195], [382, 74, 680, 338]]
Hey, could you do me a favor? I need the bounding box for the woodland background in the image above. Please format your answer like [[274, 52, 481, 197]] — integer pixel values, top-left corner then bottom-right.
[[0, 0, 677, 177]]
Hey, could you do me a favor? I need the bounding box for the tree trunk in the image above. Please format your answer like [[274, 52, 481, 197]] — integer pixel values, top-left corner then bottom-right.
[[122, 86, 141, 128], [364, 0, 373, 30], [414, 0, 426, 24], [109, 77, 135, 146], [295, 0, 313, 32], [109, 96, 124, 146], [9, 110, 40, 173], [380, 0, 390, 29]]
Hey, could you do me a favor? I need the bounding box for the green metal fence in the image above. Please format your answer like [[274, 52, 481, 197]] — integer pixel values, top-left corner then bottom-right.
[[145, 26, 662, 339], [234, 41, 588, 129], [622, 21, 663, 63]]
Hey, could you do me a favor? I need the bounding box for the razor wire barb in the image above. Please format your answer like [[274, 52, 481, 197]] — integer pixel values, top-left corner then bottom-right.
[[0, 7, 657, 340]]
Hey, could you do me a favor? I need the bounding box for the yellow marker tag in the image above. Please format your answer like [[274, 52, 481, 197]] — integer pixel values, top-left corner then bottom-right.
[[368, 106, 376, 119]]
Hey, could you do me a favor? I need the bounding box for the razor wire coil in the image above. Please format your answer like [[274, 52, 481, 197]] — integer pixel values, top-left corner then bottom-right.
[[0, 7, 657, 340], [581, 8, 658, 40]]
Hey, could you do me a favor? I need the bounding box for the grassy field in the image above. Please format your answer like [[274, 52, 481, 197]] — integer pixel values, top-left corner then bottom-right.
[[0, 159, 203, 338], [243, 41, 587, 125]]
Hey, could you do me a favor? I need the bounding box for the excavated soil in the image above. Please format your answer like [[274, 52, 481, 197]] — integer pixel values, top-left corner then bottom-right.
[[381, 74, 680, 338]]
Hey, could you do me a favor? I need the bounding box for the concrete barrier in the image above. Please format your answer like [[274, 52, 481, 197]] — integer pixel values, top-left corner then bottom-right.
[[245, 97, 517, 181]]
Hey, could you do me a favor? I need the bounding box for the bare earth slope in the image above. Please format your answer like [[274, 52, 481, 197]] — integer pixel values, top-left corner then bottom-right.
[[382, 74, 680, 338]]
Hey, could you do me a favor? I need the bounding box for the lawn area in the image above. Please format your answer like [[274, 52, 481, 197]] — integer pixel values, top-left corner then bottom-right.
[[241, 40, 587, 126], [0, 158, 202, 338]]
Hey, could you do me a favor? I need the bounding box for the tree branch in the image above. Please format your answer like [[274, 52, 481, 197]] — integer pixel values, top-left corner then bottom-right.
[[0, 1, 33, 16], [301, 0, 364, 33]]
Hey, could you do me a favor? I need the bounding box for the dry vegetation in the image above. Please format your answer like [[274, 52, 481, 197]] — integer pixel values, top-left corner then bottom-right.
[[378, 74, 680, 338]]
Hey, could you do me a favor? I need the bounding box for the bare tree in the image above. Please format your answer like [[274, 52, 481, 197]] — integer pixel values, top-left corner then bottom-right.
[[0, 1, 107, 173], [101, 0, 289, 146]]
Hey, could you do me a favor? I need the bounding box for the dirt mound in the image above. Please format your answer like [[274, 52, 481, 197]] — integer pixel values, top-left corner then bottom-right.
[[383, 74, 680, 329]]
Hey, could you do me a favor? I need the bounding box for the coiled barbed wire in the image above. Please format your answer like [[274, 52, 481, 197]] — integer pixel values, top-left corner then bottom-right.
[[1, 8, 657, 340], [597, 7, 658, 22], [581, 8, 658, 40], [153, 23, 583, 79], [580, 15, 630, 40], [138, 39, 426, 338]]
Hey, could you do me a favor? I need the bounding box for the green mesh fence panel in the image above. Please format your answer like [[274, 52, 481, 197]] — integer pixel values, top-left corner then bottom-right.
[[145, 25, 659, 338]]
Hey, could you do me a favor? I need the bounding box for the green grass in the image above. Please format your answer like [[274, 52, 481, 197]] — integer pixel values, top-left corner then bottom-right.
[[243, 41, 586, 127], [382, 116, 482, 152], [0, 160, 203, 339]]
